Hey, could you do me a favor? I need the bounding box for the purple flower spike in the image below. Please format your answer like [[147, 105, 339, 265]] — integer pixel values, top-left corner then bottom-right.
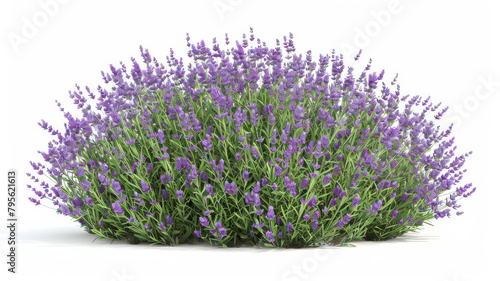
[[112, 201, 124, 215], [368, 200, 383, 214], [141, 180, 152, 192], [112, 179, 122, 195], [159, 222, 166, 231], [243, 170, 250, 182], [391, 210, 399, 218], [165, 215, 173, 226], [312, 221, 319, 230], [323, 173, 332, 185], [200, 217, 209, 227], [252, 147, 260, 159], [300, 177, 309, 189], [266, 206, 275, 221], [59, 204, 70, 216], [303, 213, 310, 221], [206, 184, 214, 196], [176, 190, 184, 200], [161, 189, 169, 200], [321, 135, 329, 148], [85, 196, 93, 207], [265, 230, 275, 242], [352, 195, 361, 208], [224, 181, 238, 195]]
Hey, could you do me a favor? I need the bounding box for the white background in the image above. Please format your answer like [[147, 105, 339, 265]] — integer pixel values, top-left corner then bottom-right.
[[1, 0, 499, 280]]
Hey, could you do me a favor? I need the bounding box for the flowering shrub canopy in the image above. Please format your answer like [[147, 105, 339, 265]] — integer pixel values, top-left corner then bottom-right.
[[27, 29, 476, 247]]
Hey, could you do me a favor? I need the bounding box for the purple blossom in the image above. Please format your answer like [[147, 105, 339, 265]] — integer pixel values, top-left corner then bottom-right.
[[265, 230, 275, 242], [141, 180, 152, 192], [300, 177, 309, 189], [368, 200, 383, 214], [352, 195, 361, 208], [234, 107, 247, 126], [224, 181, 238, 195], [217, 159, 225, 173], [159, 221, 166, 231], [111, 179, 122, 195], [330, 197, 338, 207], [59, 204, 70, 216], [293, 105, 305, 122], [157, 129, 165, 144], [301, 195, 318, 208], [81, 181, 91, 191], [252, 147, 260, 159], [320, 135, 329, 148], [391, 210, 399, 218], [312, 221, 319, 230], [269, 113, 276, 125], [313, 141, 322, 159], [312, 211, 320, 221], [161, 189, 169, 200], [165, 215, 173, 225], [85, 196, 93, 207], [125, 138, 136, 145], [339, 191, 346, 199], [261, 177, 269, 187], [243, 170, 250, 182], [202, 134, 212, 150], [266, 206, 275, 221], [176, 190, 184, 200], [323, 173, 332, 185], [244, 191, 261, 207], [200, 171, 208, 181], [303, 213, 310, 221], [402, 193, 408, 202], [98, 173, 109, 186], [112, 201, 124, 215], [200, 217, 209, 227], [253, 182, 261, 193], [76, 167, 85, 177], [333, 185, 341, 195], [206, 184, 214, 196]]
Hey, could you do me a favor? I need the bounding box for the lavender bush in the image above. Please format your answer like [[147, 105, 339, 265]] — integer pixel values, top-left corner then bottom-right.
[[27, 29, 476, 247]]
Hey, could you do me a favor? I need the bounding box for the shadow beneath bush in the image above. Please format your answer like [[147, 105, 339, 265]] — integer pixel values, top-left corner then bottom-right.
[[18, 225, 441, 252]]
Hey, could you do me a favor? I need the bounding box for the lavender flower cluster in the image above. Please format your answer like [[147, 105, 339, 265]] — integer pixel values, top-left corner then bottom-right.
[[27, 28, 476, 247]]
